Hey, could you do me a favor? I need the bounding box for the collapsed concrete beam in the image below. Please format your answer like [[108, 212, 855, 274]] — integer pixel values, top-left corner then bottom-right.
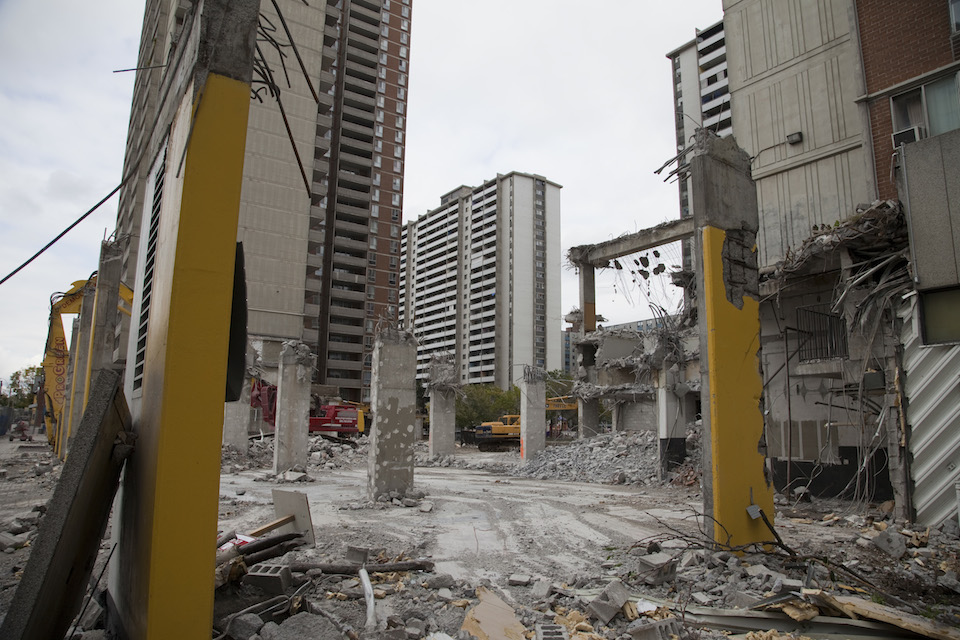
[[569, 217, 695, 268]]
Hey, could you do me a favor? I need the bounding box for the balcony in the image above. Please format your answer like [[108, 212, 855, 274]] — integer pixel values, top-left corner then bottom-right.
[[335, 216, 368, 235]]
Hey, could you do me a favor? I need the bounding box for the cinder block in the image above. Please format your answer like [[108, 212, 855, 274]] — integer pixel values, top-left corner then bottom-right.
[[588, 579, 632, 625], [636, 552, 678, 585], [535, 623, 569, 640], [243, 563, 292, 595], [627, 617, 683, 640]]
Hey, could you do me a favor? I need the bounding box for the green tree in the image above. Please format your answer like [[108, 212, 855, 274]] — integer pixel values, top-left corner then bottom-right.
[[4, 366, 41, 409], [455, 384, 520, 432]]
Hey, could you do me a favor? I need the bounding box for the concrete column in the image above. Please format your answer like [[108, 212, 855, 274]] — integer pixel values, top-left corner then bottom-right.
[[223, 376, 252, 452], [691, 130, 773, 547], [428, 388, 455, 458], [88, 242, 123, 380], [59, 317, 80, 456], [578, 264, 600, 438], [657, 365, 686, 477], [65, 282, 96, 452], [520, 367, 546, 461], [273, 342, 316, 474], [368, 329, 417, 500], [427, 353, 458, 458]]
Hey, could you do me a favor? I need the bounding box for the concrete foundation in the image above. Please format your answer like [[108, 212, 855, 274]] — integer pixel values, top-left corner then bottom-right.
[[520, 368, 546, 461], [367, 329, 418, 500], [428, 388, 456, 458], [223, 376, 252, 452], [272, 342, 315, 474]]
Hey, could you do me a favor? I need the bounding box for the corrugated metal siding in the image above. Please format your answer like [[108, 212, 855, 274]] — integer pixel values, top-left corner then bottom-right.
[[900, 299, 960, 527]]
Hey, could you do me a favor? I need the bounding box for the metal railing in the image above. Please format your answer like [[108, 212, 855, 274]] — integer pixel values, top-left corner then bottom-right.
[[796, 304, 848, 362]]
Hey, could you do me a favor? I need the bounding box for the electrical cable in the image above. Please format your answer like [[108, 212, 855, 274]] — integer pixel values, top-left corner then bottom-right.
[[0, 182, 123, 288]]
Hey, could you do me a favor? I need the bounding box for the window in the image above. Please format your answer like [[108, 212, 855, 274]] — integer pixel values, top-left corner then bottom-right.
[[378, 66, 386, 79], [400, 32, 408, 45], [393, 159, 401, 172], [391, 193, 401, 206], [401, 19, 409, 31], [796, 305, 848, 361], [370, 220, 379, 233], [380, 39, 388, 51], [397, 88, 406, 100], [376, 110, 384, 123], [390, 224, 399, 237], [951, 0, 960, 31], [372, 188, 380, 201], [379, 52, 387, 65], [374, 155, 381, 168], [891, 74, 960, 142], [399, 45, 408, 59], [402, 5, 410, 17], [396, 101, 405, 114], [396, 115, 405, 128], [369, 236, 378, 250], [393, 145, 402, 158], [920, 286, 960, 344], [377, 95, 385, 108], [395, 130, 403, 143], [371, 203, 379, 217], [381, 11, 390, 23], [392, 177, 401, 190], [375, 124, 384, 137], [381, 25, 389, 36], [375, 139, 382, 152], [378, 80, 386, 93], [399, 60, 407, 73], [373, 172, 381, 186], [398, 73, 407, 86]]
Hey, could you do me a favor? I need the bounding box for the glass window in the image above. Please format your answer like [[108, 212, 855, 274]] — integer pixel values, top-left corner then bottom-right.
[[371, 203, 379, 217], [400, 32, 408, 45], [951, 0, 960, 31], [381, 25, 389, 36], [399, 45, 408, 59], [926, 75, 960, 136]]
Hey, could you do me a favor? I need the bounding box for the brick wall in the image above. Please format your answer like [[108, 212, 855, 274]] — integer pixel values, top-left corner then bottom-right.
[[856, 0, 956, 199]]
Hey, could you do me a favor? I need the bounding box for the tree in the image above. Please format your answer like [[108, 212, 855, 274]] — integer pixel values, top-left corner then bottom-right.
[[455, 384, 520, 432], [3, 366, 42, 408]]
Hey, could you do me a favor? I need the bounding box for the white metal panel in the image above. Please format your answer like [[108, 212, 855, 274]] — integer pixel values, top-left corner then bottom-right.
[[900, 298, 960, 527]]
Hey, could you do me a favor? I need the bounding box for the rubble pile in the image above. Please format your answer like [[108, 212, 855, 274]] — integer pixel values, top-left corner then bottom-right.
[[515, 431, 661, 485], [222, 435, 369, 476], [0, 504, 44, 555]]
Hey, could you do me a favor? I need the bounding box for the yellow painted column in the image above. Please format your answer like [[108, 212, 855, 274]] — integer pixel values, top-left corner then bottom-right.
[[701, 226, 773, 547], [149, 74, 249, 638]]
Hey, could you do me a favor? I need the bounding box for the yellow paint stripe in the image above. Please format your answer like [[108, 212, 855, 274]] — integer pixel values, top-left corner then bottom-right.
[[142, 72, 251, 640], [701, 226, 773, 548]]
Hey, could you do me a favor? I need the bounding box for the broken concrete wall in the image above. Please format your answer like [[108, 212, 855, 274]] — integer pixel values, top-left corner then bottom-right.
[[612, 401, 656, 432]]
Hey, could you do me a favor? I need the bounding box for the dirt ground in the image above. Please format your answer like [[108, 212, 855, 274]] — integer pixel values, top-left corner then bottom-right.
[[2, 433, 960, 639]]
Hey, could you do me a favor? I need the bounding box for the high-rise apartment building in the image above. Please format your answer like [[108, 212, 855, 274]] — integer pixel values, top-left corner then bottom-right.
[[667, 21, 730, 271], [115, 0, 412, 404], [399, 173, 562, 390]]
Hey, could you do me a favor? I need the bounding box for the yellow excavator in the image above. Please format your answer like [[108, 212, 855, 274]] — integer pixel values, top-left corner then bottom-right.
[[41, 277, 133, 449]]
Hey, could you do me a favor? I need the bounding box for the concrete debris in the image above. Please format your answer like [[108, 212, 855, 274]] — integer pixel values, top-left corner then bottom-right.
[[587, 578, 631, 625], [636, 552, 678, 586], [873, 529, 907, 559], [626, 617, 684, 640]]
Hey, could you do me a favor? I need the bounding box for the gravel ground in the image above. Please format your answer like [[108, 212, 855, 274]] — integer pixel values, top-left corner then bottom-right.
[[1, 430, 959, 639]]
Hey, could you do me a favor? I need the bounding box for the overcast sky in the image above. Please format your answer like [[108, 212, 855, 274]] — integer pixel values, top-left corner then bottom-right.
[[0, 0, 722, 384]]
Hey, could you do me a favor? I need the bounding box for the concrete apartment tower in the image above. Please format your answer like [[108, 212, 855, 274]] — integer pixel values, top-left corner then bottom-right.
[[666, 20, 730, 271], [114, 0, 413, 409], [399, 173, 562, 390]]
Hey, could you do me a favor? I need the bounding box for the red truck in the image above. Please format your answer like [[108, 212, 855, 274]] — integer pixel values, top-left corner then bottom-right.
[[309, 405, 364, 435]]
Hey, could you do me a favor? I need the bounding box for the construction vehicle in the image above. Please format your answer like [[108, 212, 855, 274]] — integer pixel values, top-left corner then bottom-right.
[[474, 415, 521, 451], [251, 379, 365, 437], [41, 276, 133, 449], [473, 396, 578, 449], [309, 404, 365, 435]]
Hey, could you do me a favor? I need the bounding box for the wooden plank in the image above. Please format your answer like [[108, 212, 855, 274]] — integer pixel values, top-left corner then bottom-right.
[[830, 595, 960, 640], [247, 514, 296, 537]]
